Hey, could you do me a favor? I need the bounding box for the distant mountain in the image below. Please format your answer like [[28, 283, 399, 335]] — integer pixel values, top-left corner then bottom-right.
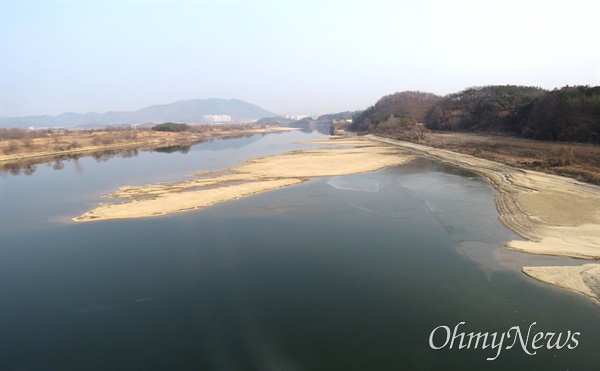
[[1, 98, 277, 128]]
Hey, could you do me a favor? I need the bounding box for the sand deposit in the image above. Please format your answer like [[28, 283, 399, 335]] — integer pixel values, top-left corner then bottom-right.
[[74, 137, 413, 222]]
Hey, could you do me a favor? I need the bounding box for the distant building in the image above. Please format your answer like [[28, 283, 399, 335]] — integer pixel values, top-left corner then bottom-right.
[[285, 114, 309, 120], [202, 115, 232, 123]]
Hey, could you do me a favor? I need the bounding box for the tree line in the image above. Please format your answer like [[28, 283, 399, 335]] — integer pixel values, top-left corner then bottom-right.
[[349, 85, 600, 143]]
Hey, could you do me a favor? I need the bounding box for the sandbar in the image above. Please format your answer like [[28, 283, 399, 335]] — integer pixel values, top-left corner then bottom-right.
[[76, 178, 305, 222], [74, 137, 413, 222], [523, 264, 600, 301]]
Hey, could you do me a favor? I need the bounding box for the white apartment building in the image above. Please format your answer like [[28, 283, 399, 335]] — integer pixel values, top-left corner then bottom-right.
[[202, 115, 232, 123]]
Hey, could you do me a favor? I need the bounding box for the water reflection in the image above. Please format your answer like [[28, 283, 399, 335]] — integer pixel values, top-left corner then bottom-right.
[[290, 123, 331, 135], [1, 149, 139, 176], [52, 160, 65, 170], [153, 145, 191, 154], [91, 148, 139, 162], [3, 163, 38, 176]]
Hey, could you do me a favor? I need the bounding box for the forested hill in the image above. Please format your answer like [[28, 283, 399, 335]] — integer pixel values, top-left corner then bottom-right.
[[349, 85, 600, 143], [349, 91, 442, 132], [425, 86, 545, 133]]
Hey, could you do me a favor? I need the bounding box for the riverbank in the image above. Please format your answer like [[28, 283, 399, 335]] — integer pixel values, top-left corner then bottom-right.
[[0, 125, 296, 169], [368, 135, 599, 302], [418, 132, 600, 185]]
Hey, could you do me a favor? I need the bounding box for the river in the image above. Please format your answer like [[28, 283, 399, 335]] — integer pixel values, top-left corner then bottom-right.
[[1, 130, 598, 370]]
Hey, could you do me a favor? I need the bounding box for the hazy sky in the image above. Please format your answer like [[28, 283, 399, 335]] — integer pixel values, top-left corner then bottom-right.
[[2, 0, 599, 117]]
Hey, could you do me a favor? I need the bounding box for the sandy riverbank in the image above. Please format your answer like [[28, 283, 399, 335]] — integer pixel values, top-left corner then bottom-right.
[[73, 137, 413, 222], [368, 135, 599, 302]]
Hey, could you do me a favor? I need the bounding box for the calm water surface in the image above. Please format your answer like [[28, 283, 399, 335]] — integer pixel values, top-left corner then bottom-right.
[[1, 131, 598, 370]]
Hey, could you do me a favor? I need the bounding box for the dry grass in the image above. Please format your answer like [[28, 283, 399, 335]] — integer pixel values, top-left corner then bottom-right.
[[0, 125, 273, 157], [414, 133, 600, 185], [1, 128, 187, 156]]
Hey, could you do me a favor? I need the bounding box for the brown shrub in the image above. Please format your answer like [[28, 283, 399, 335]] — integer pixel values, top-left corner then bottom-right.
[[3, 140, 20, 154], [548, 146, 575, 167], [92, 134, 117, 145], [21, 136, 34, 148], [0, 128, 28, 140], [121, 130, 138, 140]]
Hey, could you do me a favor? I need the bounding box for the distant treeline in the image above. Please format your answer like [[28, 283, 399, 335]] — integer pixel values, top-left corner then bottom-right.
[[349, 85, 600, 143], [152, 122, 191, 132], [257, 111, 359, 127]]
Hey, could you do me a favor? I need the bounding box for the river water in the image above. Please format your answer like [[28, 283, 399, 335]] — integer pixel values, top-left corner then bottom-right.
[[1, 130, 598, 370]]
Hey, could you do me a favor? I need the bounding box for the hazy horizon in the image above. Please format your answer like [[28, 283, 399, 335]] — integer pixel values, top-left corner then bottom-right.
[[2, 0, 599, 117]]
